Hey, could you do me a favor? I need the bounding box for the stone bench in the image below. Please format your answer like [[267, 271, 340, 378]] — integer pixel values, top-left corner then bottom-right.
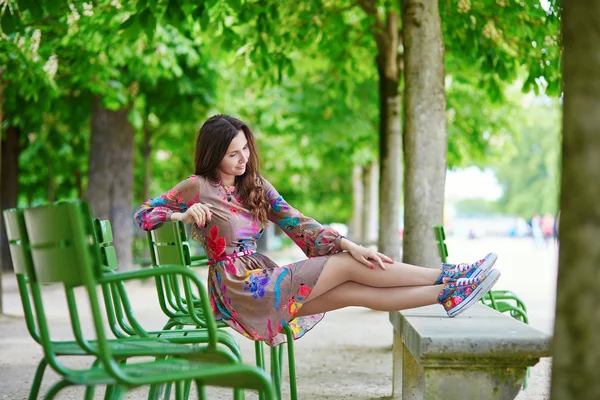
[[389, 304, 551, 400]]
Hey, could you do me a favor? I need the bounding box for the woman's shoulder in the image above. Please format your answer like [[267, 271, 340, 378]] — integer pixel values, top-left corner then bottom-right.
[[174, 174, 210, 193], [258, 175, 278, 197], [185, 174, 221, 191]]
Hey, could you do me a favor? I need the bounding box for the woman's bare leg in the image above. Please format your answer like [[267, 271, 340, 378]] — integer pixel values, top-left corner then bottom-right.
[[297, 282, 443, 317], [305, 252, 441, 302]]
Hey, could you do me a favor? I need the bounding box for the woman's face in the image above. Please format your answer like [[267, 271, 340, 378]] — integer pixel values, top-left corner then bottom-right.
[[218, 130, 250, 181]]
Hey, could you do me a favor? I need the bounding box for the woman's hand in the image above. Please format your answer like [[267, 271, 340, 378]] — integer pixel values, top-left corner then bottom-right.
[[341, 238, 394, 270], [171, 203, 213, 227]]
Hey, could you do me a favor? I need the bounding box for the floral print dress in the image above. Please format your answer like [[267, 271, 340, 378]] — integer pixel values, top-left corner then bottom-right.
[[134, 175, 343, 346]]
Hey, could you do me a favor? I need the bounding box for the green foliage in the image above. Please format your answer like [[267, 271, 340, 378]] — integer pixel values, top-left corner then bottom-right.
[[492, 96, 561, 218], [3, 0, 563, 227]]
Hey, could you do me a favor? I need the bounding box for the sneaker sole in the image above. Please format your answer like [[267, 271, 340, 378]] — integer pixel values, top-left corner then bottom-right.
[[448, 269, 501, 318], [468, 252, 498, 281]]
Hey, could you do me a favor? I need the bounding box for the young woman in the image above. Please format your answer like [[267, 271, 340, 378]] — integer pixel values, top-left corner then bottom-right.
[[134, 114, 501, 347]]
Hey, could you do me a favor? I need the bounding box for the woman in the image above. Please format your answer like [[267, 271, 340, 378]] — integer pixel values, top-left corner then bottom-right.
[[134, 114, 501, 346]]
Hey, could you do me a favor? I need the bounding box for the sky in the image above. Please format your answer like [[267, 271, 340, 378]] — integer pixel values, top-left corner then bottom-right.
[[445, 167, 503, 202]]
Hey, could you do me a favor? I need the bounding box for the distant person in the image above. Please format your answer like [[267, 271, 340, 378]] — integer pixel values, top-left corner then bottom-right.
[[134, 114, 501, 347], [468, 227, 476, 240], [541, 213, 555, 247], [531, 213, 544, 248]]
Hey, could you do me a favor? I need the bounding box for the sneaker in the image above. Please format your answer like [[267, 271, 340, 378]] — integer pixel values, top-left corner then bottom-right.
[[437, 269, 501, 318], [436, 252, 498, 284]]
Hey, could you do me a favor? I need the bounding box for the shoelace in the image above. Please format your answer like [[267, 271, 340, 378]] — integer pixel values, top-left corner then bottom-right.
[[453, 262, 472, 272], [454, 274, 484, 287]]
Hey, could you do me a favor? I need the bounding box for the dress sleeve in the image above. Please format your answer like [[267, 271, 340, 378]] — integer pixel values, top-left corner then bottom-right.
[[264, 178, 344, 258], [134, 175, 201, 231]]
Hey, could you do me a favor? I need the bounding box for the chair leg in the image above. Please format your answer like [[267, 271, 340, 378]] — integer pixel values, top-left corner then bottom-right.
[[84, 385, 96, 400], [250, 368, 277, 400], [183, 380, 192, 399], [147, 384, 161, 400], [233, 388, 245, 400], [175, 381, 184, 400], [28, 358, 48, 400], [278, 344, 284, 383], [163, 382, 173, 400], [255, 340, 265, 369], [284, 326, 298, 400], [44, 379, 72, 400], [104, 384, 116, 400], [254, 341, 266, 400], [111, 385, 128, 400], [270, 346, 282, 400], [195, 380, 207, 400]]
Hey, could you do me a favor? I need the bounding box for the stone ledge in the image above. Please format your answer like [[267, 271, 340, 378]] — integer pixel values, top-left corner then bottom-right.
[[390, 304, 551, 364], [389, 304, 552, 399]]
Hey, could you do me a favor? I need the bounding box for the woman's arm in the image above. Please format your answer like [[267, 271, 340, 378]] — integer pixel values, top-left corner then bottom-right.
[[264, 178, 394, 269], [264, 178, 343, 258], [133, 175, 201, 231]]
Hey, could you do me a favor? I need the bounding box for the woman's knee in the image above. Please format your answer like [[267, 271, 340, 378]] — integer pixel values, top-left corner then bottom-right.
[[326, 252, 368, 280], [324, 252, 357, 277]]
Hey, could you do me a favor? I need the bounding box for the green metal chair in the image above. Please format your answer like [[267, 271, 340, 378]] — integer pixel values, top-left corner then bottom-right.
[[5, 202, 275, 399], [93, 218, 242, 357], [432, 224, 530, 387], [148, 221, 298, 400], [94, 218, 249, 399]]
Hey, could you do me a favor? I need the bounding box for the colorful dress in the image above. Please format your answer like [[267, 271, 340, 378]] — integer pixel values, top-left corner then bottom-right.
[[134, 175, 343, 346]]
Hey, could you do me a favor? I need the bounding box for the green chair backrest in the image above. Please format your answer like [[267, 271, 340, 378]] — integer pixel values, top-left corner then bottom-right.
[[93, 218, 118, 270], [92, 218, 143, 338], [24, 202, 99, 286], [148, 221, 191, 266], [147, 221, 197, 317], [432, 224, 449, 263], [3, 208, 42, 342], [4, 208, 28, 275]]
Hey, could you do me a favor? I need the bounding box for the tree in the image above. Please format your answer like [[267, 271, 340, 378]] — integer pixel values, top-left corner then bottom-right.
[[0, 4, 60, 310], [550, 1, 600, 398], [401, 0, 447, 267]]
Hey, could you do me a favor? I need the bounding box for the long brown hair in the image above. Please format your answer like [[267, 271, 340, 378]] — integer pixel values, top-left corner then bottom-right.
[[194, 114, 270, 224]]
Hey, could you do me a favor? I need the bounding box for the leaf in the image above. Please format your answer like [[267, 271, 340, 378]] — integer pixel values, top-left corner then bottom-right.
[[228, 0, 242, 10], [1, 11, 16, 35], [120, 14, 137, 30], [139, 9, 156, 39], [201, 7, 210, 31], [17, 0, 32, 11], [29, 0, 43, 22], [139, 9, 152, 28]]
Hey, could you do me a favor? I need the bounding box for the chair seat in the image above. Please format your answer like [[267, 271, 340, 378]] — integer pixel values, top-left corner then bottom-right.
[[52, 337, 237, 361], [165, 314, 229, 328], [65, 358, 271, 390]]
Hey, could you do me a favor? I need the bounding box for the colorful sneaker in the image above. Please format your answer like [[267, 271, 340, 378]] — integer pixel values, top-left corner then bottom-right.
[[434, 252, 498, 284], [436, 269, 501, 318]]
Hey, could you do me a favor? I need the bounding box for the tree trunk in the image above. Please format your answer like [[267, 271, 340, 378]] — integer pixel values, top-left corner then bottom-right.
[[362, 162, 379, 246], [1, 126, 20, 272], [0, 79, 4, 314], [350, 165, 364, 243], [376, 10, 403, 261], [142, 118, 152, 202], [87, 96, 134, 270], [551, 2, 600, 398], [47, 166, 55, 203], [401, 0, 447, 268], [75, 168, 83, 199]]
